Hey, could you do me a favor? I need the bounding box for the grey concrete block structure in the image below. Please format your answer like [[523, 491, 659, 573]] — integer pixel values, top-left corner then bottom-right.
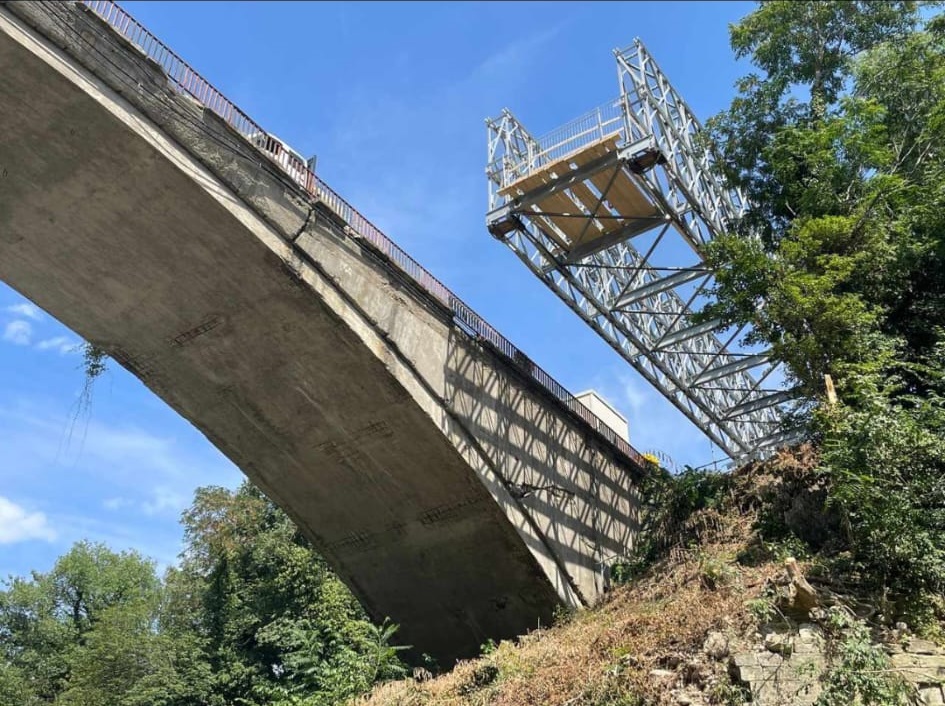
[[0, 1, 645, 661]]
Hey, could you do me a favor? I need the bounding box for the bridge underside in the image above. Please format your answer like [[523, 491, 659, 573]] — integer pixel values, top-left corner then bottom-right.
[[0, 2, 642, 662]]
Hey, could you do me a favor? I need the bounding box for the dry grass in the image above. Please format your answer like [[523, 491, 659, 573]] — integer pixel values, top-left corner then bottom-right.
[[357, 510, 784, 706]]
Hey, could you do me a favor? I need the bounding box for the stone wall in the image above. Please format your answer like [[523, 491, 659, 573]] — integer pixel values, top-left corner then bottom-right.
[[730, 628, 945, 706]]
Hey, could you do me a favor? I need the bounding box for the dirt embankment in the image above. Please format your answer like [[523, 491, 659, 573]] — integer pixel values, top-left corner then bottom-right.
[[357, 448, 945, 706]]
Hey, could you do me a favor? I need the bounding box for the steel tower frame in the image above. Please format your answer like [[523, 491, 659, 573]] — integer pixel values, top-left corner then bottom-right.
[[485, 39, 798, 461]]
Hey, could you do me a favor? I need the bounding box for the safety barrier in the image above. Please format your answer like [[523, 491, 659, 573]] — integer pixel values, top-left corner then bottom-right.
[[527, 99, 624, 171], [79, 0, 647, 471]]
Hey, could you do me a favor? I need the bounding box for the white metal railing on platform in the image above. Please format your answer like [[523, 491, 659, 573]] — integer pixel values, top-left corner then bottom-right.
[[529, 100, 624, 175]]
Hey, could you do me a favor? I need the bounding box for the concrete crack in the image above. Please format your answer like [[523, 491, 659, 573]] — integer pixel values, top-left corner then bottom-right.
[[289, 203, 314, 243]]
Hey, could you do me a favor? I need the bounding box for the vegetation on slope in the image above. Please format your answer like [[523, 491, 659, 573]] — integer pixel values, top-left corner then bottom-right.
[[357, 447, 938, 706]]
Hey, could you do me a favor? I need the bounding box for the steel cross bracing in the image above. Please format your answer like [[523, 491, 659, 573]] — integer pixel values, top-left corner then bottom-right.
[[485, 39, 798, 461]]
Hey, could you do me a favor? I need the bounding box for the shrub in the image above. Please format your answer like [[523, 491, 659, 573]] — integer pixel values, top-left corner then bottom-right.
[[816, 609, 911, 706], [817, 373, 945, 624]]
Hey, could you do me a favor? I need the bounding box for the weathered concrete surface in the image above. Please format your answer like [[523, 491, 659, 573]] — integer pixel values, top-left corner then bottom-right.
[[0, 2, 643, 661]]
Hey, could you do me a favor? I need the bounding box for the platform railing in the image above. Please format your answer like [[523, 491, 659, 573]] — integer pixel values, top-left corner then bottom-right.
[[484, 98, 634, 191], [527, 99, 625, 169], [78, 0, 647, 471]]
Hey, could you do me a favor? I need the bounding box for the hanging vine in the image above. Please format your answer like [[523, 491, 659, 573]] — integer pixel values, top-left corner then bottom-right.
[[76, 342, 107, 419]]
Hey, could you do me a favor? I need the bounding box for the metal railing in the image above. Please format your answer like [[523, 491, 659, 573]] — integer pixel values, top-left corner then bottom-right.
[[528, 98, 625, 168], [486, 99, 628, 187], [78, 0, 647, 471]]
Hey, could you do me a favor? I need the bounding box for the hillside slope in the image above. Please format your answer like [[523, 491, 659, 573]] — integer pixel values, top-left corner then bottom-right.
[[357, 449, 945, 706]]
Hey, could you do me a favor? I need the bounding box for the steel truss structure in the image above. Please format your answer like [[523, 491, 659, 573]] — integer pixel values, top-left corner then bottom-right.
[[486, 39, 798, 461]]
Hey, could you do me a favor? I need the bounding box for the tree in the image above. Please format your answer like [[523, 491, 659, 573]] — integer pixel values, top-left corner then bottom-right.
[[0, 661, 36, 706], [0, 569, 73, 702], [702, 1, 945, 628], [0, 487, 407, 706], [710, 2, 920, 238], [702, 0, 942, 400], [0, 542, 207, 706], [817, 369, 945, 613], [730, 1, 920, 120], [168, 482, 407, 706]]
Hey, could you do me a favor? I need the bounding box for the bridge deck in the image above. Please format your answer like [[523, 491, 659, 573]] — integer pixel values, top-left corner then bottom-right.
[[0, 0, 646, 661]]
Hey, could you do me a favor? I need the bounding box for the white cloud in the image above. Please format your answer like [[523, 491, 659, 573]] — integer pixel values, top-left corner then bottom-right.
[[6, 302, 42, 320], [51, 511, 183, 572], [617, 374, 648, 415], [467, 25, 561, 85], [3, 320, 32, 346], [142, 486, 188, 517], [0, 399, 241, 574], [36, 336, 81, 355], [102, 497, 133, 511], [0, 403, 238, 486], [0, 496, 56, 544], [103, 487, 188, 518]]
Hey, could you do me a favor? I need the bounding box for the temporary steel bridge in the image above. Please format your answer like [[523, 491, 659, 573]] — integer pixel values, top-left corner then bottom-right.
[[486, 40, 798, 461]]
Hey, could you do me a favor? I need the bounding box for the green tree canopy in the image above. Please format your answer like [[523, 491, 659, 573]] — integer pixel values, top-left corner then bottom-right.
[[0, 485, 408, 706], [0, 542, 189, 706], [170, 482, 407, 706], [702, 0, 945, 623], [703, 0, 944, 399]]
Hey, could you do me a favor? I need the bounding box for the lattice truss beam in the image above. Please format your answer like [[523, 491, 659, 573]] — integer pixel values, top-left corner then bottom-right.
[[485, 39, 798, 461]]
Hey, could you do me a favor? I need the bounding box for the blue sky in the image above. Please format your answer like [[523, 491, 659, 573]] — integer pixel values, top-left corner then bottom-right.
[[0, 1, 755, 579]]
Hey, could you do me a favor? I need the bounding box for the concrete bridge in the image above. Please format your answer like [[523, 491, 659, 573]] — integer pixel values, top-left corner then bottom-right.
[[0, 1, 646, 661]]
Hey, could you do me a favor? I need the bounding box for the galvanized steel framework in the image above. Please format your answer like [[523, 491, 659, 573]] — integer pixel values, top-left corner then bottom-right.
[[486, 40, 797, 461]]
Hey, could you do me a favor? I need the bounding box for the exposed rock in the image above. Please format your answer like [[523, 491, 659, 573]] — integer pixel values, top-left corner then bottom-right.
[[703, 630, 729, 661], [729, 621, 945, 706], [673, 687, 706, 705], [734, 447, 839, 550], [649, 668, 676, 686], [731, 627, 825, 705], [783, 485, 836, 549], [889, 651, 945, 684], [777, 558, 819, 618], [796, 624, 825, 652], [681, 659, 711, 687], [910, 639, 943, 656], [764, 632, 793, 656], [920, 686, 945, 706]]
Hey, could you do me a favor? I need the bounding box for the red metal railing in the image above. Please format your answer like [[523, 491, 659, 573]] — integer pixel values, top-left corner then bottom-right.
[[79, 0, 647, 470]]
